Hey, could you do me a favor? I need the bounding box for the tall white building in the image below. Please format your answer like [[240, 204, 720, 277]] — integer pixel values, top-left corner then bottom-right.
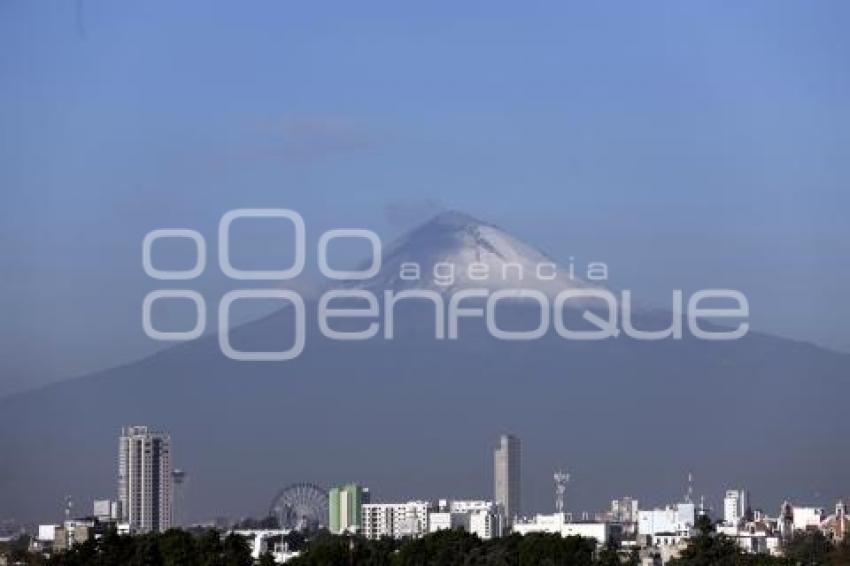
[[494, 434, 520, 523], [724, 489, 749, 526], [361, 501, 430, 540], [118, 426, 172, 533]]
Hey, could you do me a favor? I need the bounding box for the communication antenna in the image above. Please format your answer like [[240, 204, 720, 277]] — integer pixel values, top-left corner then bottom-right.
[[554, 471, 570, 513], [685, 472, 694, 504], [64, 495, 74, 521]]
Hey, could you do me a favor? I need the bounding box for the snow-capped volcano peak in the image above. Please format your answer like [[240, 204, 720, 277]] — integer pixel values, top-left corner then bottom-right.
[[360, 210, 597, 296]]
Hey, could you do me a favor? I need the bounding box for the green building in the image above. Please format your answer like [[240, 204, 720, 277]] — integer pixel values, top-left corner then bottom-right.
[[328, 483, 369, 534]]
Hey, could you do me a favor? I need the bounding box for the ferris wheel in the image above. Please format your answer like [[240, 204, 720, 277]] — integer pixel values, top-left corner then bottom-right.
[[268, 483, 329, 531]]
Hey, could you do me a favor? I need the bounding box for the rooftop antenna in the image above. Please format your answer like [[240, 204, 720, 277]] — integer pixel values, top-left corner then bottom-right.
[[64, 495, 74, 522], [685, 472, 694, 504], [554, 471, 570, 514]]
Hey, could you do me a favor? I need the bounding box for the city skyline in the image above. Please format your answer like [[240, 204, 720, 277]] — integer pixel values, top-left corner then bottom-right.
[[31, 427, 848, 530], [10, 427, 849, 564]]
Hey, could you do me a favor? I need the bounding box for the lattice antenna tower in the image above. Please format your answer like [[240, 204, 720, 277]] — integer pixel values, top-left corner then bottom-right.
[[554, 471, 571, 513]]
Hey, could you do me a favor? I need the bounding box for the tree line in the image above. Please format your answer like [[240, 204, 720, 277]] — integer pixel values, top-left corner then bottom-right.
[[2, 516, 849, 565]]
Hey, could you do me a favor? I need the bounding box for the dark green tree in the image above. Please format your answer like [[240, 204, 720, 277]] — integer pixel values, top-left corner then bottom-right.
[[134, 534, 164, 566], [517, 532, 596, 566], [232, 516, 280, 530], [286, 532, 351, 565], [159, 528, 198, 566], [282, 530, 307, 552], [666, 515, 790, 566], [783, 530, 833, 565], [596, 540, 624, 566], [196, 529, 224, 566], [221, 533, 252, 566]]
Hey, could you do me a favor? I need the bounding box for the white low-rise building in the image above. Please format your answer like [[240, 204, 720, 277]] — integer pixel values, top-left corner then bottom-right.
[[428, 512, 467, 533], [37, 525, 58, 543], [792, 506, 826, 532], [469, 508, 504, 540], [637, 503, 695, 537], [430, 500, 504, 540], [231, 529, 299, 563], [361, 501, 430, 540], [716, 524, 782, 556], [821, 501, 850, 541], [445, 500, 493, 514], [512, 513, 615, 546], [93, 499, 121, 522]]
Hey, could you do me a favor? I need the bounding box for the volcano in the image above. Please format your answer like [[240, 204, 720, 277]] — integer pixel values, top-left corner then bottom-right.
[[357, 210, 597, 296], [1, 211, 848, 524]]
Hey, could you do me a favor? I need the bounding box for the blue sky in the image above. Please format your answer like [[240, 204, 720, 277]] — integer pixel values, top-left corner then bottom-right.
[[1, 1, 848, 395]]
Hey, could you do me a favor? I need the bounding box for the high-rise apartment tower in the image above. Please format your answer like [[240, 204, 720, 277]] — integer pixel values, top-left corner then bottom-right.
[[494, 434, 521, 524], [118, 425, 172, 533]]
